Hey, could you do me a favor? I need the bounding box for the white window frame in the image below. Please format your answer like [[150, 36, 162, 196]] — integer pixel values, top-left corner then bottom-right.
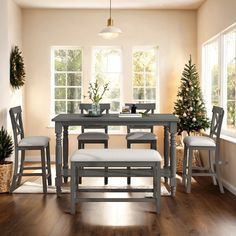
[[202, 23, 236, 138], [50, 46, 83, 126], [91, 46, 123, 113], [132, 46, 159, 111], [91, 46, 123, 134]]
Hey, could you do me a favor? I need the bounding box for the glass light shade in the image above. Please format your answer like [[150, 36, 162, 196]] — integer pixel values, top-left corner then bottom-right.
[[99, 18, 122, 39], [99, 26, 122, 39]]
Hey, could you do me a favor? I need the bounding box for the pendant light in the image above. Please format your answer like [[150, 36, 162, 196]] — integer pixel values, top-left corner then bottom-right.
[[99, 0, 122, 39]]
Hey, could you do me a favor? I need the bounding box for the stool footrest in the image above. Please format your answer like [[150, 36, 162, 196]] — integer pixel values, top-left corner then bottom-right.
[[78, 186, 154, 192], [77, 198, 155, 203]]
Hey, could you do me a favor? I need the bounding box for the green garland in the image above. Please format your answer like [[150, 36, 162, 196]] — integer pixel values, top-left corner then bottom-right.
[[10, 46, 25, 89]]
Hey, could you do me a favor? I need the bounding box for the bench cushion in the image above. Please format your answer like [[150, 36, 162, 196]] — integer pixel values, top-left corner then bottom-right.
[[71, 149, 162, 162]]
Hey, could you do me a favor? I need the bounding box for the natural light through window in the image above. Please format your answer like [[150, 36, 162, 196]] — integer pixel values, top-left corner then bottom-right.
[[202, 24, 236, 137], [52, 47, 82, 116], [132, 47, 158, 103], [92, 47, 122, 113]]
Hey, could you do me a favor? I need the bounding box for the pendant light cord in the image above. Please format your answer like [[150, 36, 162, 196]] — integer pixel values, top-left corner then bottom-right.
[[109, 0, 111, 19]]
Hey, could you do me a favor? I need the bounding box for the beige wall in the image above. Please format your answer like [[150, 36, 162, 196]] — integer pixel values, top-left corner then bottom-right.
[[0, 0, 9, 128], [22, 9, 197, 160], [0, 0, 22, 143], [198, 0, 236, 194]]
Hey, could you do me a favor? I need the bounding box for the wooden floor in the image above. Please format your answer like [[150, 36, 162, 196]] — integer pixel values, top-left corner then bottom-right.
[[1, 166, 236, 236]]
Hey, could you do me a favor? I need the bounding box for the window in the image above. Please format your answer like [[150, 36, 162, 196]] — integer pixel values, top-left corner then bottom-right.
[[202, 23, 236, 137], [132, 47, 158, 103], [52, 47, 82, 116], [91, 47, 122, 112], [224, 30, 236, 131], [202, 40, 220, 109], [51, 45, 159, 134]]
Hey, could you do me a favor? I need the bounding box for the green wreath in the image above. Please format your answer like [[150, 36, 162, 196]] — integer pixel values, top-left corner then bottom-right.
[[10, 46, 25, 89]]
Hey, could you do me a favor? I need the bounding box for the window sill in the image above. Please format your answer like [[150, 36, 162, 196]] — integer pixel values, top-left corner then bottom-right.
[[220, 134, 236, 144]]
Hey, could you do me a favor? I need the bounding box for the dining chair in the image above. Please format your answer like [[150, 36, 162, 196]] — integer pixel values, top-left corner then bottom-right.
[[77, 103, 110, 184], [125, 103, 157, 184], [182, 106, 224, 193], [9, 106, 52, 193]]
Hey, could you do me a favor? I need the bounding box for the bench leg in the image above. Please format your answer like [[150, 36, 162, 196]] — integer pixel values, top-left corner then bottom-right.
[[127, 167, 131, 185], [104, 167, 108, 185], [41, 148, 47, 194], [186, 149, 193, 193], [182, 145, 188, 186], [153, 162, 161, 214], [70, 162, 77, 214], [127, 142, 131, 185], [104, 143, 108, 185]]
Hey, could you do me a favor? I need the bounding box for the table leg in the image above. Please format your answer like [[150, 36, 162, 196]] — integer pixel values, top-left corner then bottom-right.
[[55, 123, 62, 196], [170, 129, 177, 196], [164, 126, 169, 183], [63, 126, 69, 183]]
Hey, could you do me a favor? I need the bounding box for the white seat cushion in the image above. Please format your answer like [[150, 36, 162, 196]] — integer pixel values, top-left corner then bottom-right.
[[184, 136, 216, 147], [126, 132, 156, 141], [78, 132, 109, 141], [18, 136, 49, 147], [71, 149, 162, 162]]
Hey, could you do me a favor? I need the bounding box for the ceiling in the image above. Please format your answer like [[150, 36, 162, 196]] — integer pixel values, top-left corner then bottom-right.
[[14, 0, 206, 10]]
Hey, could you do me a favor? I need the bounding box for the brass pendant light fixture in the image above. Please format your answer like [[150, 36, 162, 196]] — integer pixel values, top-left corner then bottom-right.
[[99, 0, 122, 39]]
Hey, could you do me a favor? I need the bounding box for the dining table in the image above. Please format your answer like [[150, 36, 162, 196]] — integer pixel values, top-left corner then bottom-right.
[[52, 113, 178, 196]]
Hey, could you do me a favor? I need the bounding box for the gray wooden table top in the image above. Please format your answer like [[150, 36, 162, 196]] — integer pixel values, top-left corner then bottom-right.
[[52, 113, 178, 126]]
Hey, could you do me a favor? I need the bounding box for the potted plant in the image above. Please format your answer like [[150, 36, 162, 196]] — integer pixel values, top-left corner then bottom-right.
[[0, 126, 14, 193], [87, 79, 109, 115]]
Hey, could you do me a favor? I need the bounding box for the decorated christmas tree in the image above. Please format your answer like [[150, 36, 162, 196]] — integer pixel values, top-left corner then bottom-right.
[[174, 55, 210, 135]]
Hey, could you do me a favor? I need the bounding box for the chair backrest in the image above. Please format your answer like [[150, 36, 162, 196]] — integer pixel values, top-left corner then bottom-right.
[[125, 103, 156, 132], [79, 103, 110, 133], [209, 106, 224, 142], [9, 106, 24, 146]]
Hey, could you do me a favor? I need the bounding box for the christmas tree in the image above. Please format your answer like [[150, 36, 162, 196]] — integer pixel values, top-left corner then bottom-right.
[[174, 55, 210, 135]]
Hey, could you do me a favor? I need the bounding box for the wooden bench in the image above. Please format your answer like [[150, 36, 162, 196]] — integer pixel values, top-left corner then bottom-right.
[[70, 149, 162, 214]]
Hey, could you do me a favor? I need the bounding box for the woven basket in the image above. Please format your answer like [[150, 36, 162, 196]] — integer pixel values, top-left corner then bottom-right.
[[176, 146, 202, 173], [0, 161, 13, 193]]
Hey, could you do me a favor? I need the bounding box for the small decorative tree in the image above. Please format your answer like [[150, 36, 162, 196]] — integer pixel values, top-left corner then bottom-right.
[[174, 55, 210, 135]]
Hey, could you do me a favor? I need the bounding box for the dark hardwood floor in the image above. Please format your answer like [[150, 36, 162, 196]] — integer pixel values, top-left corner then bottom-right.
[[1, 165, 236, 236]]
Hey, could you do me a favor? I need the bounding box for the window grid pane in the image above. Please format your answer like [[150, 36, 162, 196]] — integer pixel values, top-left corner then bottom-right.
[[203, 40, 220, 112], [92, 48, 121, 113], [132, 48, 157, 103], [53, 48, 82, 115], [224, 30, 236, 130]]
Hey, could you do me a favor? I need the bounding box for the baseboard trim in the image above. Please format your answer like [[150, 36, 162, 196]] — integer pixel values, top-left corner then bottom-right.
[[222, 178, 236, 195]]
